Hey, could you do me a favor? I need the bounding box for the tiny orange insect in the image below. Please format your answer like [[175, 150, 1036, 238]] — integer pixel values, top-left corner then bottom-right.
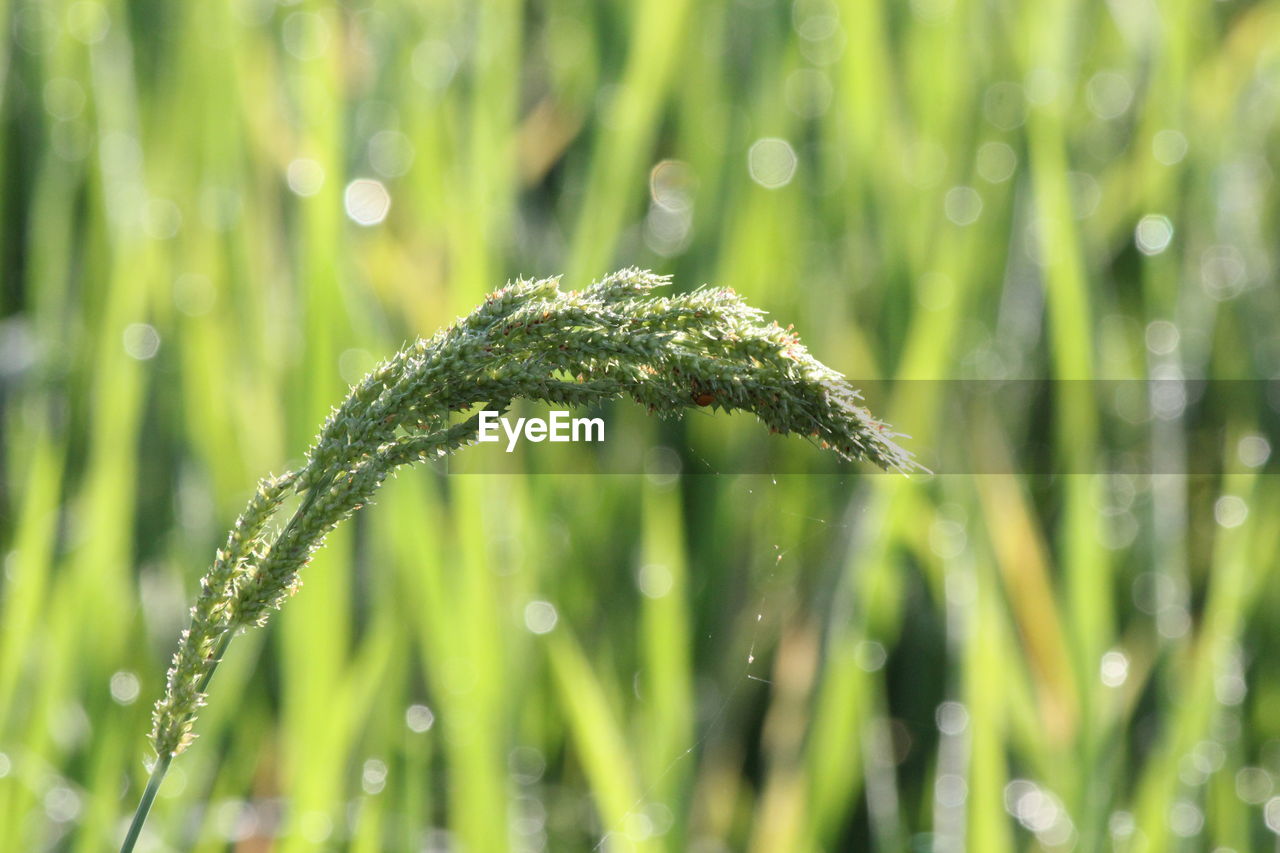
[[693, 391, 715, 407]]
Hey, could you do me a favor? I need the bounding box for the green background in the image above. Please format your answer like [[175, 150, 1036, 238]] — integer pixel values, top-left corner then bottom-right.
[[3, 0, 1280, 850]]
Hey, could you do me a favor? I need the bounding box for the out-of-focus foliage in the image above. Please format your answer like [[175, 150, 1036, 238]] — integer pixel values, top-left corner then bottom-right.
[[1, 0, 1279, 850]]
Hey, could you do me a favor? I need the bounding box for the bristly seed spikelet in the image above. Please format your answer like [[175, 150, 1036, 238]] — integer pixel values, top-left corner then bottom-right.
[[128, 268, 918, 852]]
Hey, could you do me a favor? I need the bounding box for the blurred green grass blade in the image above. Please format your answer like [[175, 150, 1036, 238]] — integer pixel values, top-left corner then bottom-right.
[[276, 534, 352, 849], [4, 0, 1280, 849], [1134, 464, 1263, 850], [1021, 11, 1112, 826], [965, 557, 1015, 853], [452, 0, 521, 308], [638, 483, 694, 809], [566, 0, 694, 285], [547, 628, 655, 852], [0, 430, 63, 738], [443, 479, 513, 853]]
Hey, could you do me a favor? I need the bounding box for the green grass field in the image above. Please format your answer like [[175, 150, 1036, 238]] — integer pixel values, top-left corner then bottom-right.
[[3, 1, 1280, 850]]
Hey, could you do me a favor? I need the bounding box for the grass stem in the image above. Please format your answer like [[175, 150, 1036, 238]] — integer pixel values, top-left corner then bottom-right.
[[119, 751, 171, 853], [121, 631, 234, 853]]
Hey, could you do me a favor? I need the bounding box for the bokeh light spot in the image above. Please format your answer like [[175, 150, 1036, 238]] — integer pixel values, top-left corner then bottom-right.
[[935, 773, 968, 807], [287, 158, 325, 197], [338, 349, 376, 386], [412, 40, 459, 91], [792, 0, 840, 41], [282, 12, 330, 61], [1100, 650, 1129, 687], [405, 704, 435, 733], [369, 130, 416, 178], [928, 518, 966, 558], [1069, 171, 1102, 219], [1024, 66, 1061, 106], [362, 758, 388, 794], [344, 179, 391, 226], [976, 141, 1017, 183], [1214, 495, 1247, 529], [1238, 434, 1271, 469], [1200, 245, 1247, 301], [935, 701, 968, 735], [1236, 767, 1273, 804], [855, 640, 886, 672], [649, 160, 696, 211], [1135, 214, 1173, 255], [644, 205, 692, 257], [1168, 801, 1203, 838], [109, 671, 140, 705], [747, 138, 798, 189], [1144, 320, 1179, 355], [1087, 71, 1134, 119], [123, 323, 161, 360], [637, 564, 673, 599], [45, 786, 81, 823], [1153, 129, 1188, 165], [524, 600, 558, 635], [944, 186, 982, 225], [509, 746, 547, 785]]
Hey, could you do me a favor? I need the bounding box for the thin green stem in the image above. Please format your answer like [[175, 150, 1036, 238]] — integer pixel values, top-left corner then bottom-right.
[[119, 752, 170, 853], [121, 631, 233, 853], [194, 631, 235, 699], [124, 479, 327, 851]]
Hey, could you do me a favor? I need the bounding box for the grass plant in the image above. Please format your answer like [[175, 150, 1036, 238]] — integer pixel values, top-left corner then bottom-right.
[[125, 269, 913, 851], [2, 2, 1278, 851]]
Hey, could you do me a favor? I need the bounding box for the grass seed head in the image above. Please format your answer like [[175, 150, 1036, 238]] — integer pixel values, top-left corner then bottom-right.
[[148, 268, 917, 758]]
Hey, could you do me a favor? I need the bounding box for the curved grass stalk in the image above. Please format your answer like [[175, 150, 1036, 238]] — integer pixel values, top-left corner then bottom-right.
[[122, 269, 917, 851]]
